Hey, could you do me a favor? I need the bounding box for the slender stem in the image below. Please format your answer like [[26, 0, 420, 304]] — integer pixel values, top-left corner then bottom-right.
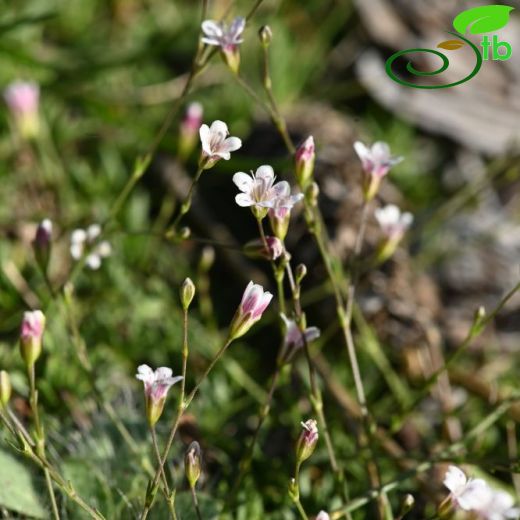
[[246, 0, 266, 21], [28, 365, 60, 520], [141, 339, 232, 519], [190, 486, 203, 520], [293, 498, 309, 520]]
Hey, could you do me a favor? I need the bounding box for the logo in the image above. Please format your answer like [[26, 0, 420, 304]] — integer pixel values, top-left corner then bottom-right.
[[385, 5, 514, 89]]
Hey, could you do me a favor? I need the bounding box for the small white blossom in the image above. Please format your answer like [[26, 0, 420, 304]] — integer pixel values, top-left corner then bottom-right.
[[316, 512, 330, 520], [201, 17, 245, 51], [443, 466, 493, 511], [70, 224, 111, 270], [354, 141, 403, 179], [199, 120, 242, 167], [374, 204, 413, 240], [136, 365, 183, 402], [475, 490, 520, 520]]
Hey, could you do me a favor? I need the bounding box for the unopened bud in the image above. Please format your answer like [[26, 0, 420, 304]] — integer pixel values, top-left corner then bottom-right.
[[398, 494, 415, 518], [296, 419, 318, 464], [180, 278, 196, 310], [33, 219, 52, 273], [179, 226, 191, 240], [295, 136, 315, 189], [3, 81, 40, 140], [179, 102, 203, 161], [305, 182, 319, 208], [295, 264, 307, 284], [243, 237, 284, 261], [258, 25, 273, 47], [200, 246, 215, 272], [185, 441, 202, 488], [19, 310, 46, 367], [0, 371, 11, 406]]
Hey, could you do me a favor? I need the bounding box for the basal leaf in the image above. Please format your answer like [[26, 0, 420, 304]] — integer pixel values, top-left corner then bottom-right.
[[0, 449, 47, 518], [453, 5, 514, 34], [437, 40, 466, 50]]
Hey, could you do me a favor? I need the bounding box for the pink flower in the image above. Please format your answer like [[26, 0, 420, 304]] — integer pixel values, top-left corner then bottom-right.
[[295, 136, 315, 187], [20, 310, 46, 366], [279, 314, 321, 363], [136, 365, 183, 426], [375, 204, 413, 241], [443, 466, 492, 512], [201, 17, 245, 51], [199, 120, 242, 169], [265, 236, 284, 260], [296, 419, 319, 463], [354, 141, 402, 200], [4, 81, 40, 139], [229, 281, 273, 340]]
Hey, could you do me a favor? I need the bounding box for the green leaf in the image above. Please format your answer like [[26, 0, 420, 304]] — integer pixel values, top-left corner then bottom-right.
[[453, 5, 514, 34], [0, 449, 47, 518], [437, 39, 466, 50]]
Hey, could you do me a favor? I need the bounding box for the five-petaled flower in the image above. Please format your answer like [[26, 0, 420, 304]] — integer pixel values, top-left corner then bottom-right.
[[70, 224, 112, 270], [374, 204, 413, 262], [354, 141, 403, 201], [229, 281, 273, 340], [20, 310, 46, 367], [4, 80, 40, 139], [201, 17, 246, 73], [199, 120, 242, 169], [136, 365, 183, 426], [443, 466, 492, 512]]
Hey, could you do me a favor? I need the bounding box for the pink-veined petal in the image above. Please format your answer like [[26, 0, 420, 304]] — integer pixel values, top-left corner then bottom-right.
[[209, 120, 229, 139], [255, 165, 275, 183], [221, 136, 242, 153], [233, 172, 253, 192]]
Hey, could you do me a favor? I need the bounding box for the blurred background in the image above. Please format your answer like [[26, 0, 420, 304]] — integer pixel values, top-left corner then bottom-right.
[[0, 0, 518, 518]]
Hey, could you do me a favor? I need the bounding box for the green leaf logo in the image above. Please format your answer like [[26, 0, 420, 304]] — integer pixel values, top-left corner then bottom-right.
[[453, 5, 514, 34]]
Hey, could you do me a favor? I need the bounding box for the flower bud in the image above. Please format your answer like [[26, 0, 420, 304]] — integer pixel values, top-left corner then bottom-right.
[[295, 136, 315, 189], [3, 81, 40, 140], [305, 182, 320, 208], [398, 494, 415, 517], [229, 281, 273, 341], [295, 264, 307, 284], [258, 25, 273, 47], [19, 310, 46, 367], [33, 219, 52, 273], [199, 246, 215, 272], [185, 441, 202, 488], [296, 419, 318, 464], [180, 278, 196, 310], [179, 102, 203, 161], [243, 237, 284, 261], [0, 371, 12, 407]]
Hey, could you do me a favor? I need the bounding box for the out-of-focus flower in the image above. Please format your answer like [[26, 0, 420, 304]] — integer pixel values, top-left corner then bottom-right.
[[258, 25, 273, 47], [20, 310, 46, 367], [316, 512, 330, 520], [70, 224, 112, 270], [179, 102, 203, 160], [295, 136, 315, 188], [475, 490, 520, 520], [136, 365, 183, 426], [199, 120, 242, 169], [354, 141, 403, 201], [33, 219, 52, 272], [279, 313, 320, 362], [185, 441, 202, 489], [229, 281, 273, 340], [233, 165, 291, 220], [296, 419, 319, 464], [3, 81, 40, 139], [443, 466, 492, 512], [243, 236, 284, 261], [374, 204, 413, 262], [0, 371, 12, 406], [201, 17, 245, 73]]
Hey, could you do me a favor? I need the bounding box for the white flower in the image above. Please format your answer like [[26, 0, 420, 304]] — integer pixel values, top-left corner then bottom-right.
[[316, 512, 330, 520], [374, 204, 413, 240], [475, 490, 520, 520], [136, 365, 183, 402], [70, 224, 111, 270], [443, 466, 493, 511], [233, 165, 291, 209], [281, 313, 320, 350], [354, 141, 403, 179], [199, 120, 242, 166], [201, 17, 246, 50]]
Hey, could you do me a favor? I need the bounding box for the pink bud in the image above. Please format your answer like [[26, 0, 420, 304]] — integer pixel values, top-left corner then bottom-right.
[[295, 136, 315, 188], [4, 81, 40, 139], [20, 310, 46, 367], [179, 103, 204, 160], [296, 419, 319, 463], [33, 219, 52, 272], [229, 281, 273, 340]]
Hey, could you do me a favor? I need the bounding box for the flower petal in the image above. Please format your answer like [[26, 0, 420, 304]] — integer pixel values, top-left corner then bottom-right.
[[255, 165, 275, 183], [221, 136, 242, 153], [443, 465, 467, 494], [85, 253, 101, 270], [209, 120, 229, 138], [201, 20, 223, 39], [233, 172, 253, 192], [199, 124, 211, 155]]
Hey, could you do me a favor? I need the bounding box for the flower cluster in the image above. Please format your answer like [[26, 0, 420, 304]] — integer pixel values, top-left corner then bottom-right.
[[70, 224, 112, 270], [443, 466, 519, 519]]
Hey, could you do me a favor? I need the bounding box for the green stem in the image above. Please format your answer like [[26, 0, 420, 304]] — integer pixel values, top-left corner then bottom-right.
[[28, 365, 60, 520], [190, 486, 203, 520]]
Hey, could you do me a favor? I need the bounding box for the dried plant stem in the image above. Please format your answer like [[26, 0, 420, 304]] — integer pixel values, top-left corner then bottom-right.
[[27, 365, 60, 520]]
